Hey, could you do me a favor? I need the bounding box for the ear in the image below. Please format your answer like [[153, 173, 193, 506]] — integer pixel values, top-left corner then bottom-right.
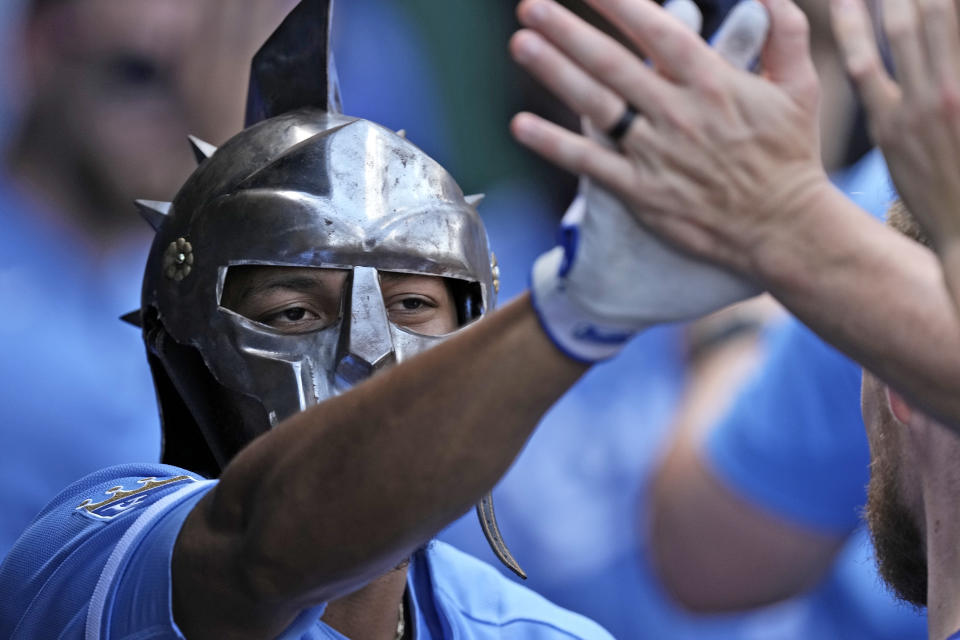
[[885, 386, 913, 425]]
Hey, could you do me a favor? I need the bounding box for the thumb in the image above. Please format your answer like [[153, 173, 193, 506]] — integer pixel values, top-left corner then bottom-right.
[[759, 0, 818, 95], [711, 0, 771, 70]]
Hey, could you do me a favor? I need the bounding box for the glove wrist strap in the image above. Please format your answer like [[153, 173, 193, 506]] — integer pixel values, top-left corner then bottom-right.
[[530, 247, 637, 363]]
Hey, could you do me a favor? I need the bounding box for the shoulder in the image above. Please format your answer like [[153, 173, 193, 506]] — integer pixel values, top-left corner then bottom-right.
[[0, 464, 215, 639], [23, 463, 205, 530], [422, 541, 614, 640]]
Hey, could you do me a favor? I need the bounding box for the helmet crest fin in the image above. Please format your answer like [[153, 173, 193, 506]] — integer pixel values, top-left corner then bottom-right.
[[245, 0, 341, 127], [187, 135, 218, 164], [135, 199, 172, 231]]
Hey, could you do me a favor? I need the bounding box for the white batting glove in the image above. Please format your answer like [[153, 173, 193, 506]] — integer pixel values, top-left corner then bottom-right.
[[531, 0, 770, 362]]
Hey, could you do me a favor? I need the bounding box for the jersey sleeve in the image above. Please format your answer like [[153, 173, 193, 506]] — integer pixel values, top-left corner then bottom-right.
[[0, 464, 213, 639], [0, 463, 328, 640], [703, 319, 870, 533]]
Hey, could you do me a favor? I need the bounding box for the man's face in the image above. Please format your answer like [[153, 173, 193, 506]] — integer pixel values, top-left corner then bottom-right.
[[221, 266, 460, 338], [861, 373, 928, 607], [23, 0, 284, 217], [26, 0, 203, 209]]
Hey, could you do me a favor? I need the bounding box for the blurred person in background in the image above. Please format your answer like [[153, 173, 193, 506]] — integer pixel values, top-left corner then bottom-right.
[[0, 0, 291, 559]]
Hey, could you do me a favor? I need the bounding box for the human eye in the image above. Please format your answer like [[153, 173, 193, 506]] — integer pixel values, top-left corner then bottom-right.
[[386, 295, 437, 318], [378, 273, 457, 335], [258, 304, 327, 333]]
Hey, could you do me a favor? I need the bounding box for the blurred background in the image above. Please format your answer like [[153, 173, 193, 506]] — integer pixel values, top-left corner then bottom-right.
[[0, 1, 921, 638]]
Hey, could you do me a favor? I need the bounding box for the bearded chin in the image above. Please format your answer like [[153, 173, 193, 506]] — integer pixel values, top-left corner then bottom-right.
[[865, 460, 929, 607]]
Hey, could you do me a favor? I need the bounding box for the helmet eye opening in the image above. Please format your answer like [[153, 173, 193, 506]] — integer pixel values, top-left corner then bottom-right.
[[217, 263, 476, 338], [219, 264, 348, 336]]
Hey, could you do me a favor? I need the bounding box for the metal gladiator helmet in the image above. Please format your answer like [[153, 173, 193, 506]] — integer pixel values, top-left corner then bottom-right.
[[126, 0, 522, 577]]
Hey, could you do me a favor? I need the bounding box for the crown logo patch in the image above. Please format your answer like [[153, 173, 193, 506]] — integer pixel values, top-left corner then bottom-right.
[[77, 475, 196, 520]]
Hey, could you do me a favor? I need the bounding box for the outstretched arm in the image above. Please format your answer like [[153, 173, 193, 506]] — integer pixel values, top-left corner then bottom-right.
[[510, 0, 960, 427], [172, 295, 587, 639], [751, 185, 960, 422], [651, 435, 845, 610]]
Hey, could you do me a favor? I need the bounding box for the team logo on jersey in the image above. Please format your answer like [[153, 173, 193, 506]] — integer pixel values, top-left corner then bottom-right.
[[77, 475, 196, 520]]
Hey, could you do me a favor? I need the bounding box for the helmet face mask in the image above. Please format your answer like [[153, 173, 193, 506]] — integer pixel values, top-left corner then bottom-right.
[[215, 263, 469, 425]]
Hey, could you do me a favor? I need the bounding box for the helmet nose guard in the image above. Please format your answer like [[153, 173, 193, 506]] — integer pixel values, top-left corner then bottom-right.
[[335, 267, 396, 388]]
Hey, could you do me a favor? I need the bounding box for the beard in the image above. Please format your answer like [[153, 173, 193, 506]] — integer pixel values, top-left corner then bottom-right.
[[864, 454, 928, 607]]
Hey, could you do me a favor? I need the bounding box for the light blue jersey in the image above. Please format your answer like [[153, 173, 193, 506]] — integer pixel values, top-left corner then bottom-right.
[[0, 464, 613, 640]]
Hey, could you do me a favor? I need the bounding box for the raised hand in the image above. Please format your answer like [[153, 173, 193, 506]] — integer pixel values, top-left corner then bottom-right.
[[512, 0, 830, 277], [525, 0, 774, 362], [830, 0, 960, 296]]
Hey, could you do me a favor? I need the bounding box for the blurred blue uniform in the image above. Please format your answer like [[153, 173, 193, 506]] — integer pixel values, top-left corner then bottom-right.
[[0, 464, 614, 639], [0, 179, 159, 561]]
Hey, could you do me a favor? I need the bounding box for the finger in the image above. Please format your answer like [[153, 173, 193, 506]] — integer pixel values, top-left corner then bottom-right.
[[916, 0, 960, 87], [516, 0, 676, 115], [582, 0, 719, 84], [711, 0, 771, 70], [511, 112, 637, 195], [757, 0, 818, 95], [830, 0, 901, 118], [510, 30, 630, 133], [880, 0, 927, 98]]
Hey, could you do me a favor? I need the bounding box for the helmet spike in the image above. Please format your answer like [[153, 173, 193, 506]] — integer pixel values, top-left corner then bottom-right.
[[396, 129, 406, 138], [119, 309, 143, 328], [135, 199, 172, 231], [187, 135, 218, 164], [465, 193, 485, 208]]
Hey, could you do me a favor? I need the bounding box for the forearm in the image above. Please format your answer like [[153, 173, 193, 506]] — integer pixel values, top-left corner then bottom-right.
[[753, 184, 960, 425], [173, 294, 587, 635], [650, 437, 844, 611], [649, 333, 844, 611]]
